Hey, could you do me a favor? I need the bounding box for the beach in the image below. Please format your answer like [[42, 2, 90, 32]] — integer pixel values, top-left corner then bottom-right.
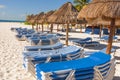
[[0, 22, 120, 80]]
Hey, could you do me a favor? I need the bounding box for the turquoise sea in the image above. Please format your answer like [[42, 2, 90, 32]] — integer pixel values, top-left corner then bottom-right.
[[0, 20, 25, 22]]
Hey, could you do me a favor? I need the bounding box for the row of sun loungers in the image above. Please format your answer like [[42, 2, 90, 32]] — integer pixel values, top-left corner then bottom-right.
[[85, 27, 120, 35], [11, 27, 116, 80]]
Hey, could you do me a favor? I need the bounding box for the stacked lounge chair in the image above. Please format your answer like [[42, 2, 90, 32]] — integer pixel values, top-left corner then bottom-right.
[[27, 34, 60, 45], [13, 28, 35, 41], [24, 42, 63, 51], [100, 35, 118, 42], [102, 28, 109, 35], [85, 27, 92, 34], [116, 28, 120, 35], [23, 46, 84, 74], [71, 37, 99, 47], [34, 52, 115, 80]]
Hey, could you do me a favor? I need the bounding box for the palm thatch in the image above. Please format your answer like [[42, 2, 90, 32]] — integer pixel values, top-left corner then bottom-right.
[[26, 14, 35, 24], [88, 18, 120, 26], [77, 0, 120, 54], [42, 10, 55, 23], [78, 0, 120, 20], [48, 2, 78, 24], [29, 14, 37, 24], [36, 12, 45, 24]]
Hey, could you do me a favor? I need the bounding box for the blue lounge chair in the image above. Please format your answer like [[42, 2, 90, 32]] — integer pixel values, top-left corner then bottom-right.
[[94, 28, 100, 34], [71, 37, 92, 43], [71, 37, 99, 47], [35, 52, 111, 80], [23, 46, 83, 72], [85, 27, 92, 34], [24, 42, 63, 51], [100, 35, 118, 42], [102, 28, 109, 35], [116, 28, 120, 35], [94, 58, 115, 80]]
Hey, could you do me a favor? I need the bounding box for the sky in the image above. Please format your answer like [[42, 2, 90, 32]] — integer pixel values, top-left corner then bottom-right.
[[0, 0, 73, 21]]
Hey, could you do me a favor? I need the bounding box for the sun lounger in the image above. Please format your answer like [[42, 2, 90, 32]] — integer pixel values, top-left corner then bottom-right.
[[23, 46, 83, 72], [24, 42, 63, 51], [71, 37, 92, 43], [15, 34, 26, 41], [28, 34, 60, 46], [116, 28, 120, 35], [35, 52, 111, 80], [100, 35, 118, 42], [94, 58, 115, 80], [103, 28, 109, 35], [85, 27, 92, 34], [72, 37, 99, 47]]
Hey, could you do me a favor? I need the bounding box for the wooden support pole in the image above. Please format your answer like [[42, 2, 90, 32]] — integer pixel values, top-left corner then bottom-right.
[[32, 24, 34, 30], [36, 24, 38, 32], [38, 24, 40, 29], [42, 23, 44, 32], [66, 23, 69, 46], [92, 25, 94, 34], [80, 24, 82, 33], [106, 18, 115, 54], [57, 24, 59, 32], [99, 25, 102, 38], [50, 23, 53, 33]]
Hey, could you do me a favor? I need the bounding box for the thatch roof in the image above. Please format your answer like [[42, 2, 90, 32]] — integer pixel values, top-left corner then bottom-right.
[[78, 0, 120, 20], [35, 12, 44, 24], [28, 14, 36, 24], [39, 10, 54, 23], [43, 10, 55, 23], [88, 18, 120, 26], [77, 0, 120, 54], [48, 2, 78, 24], [26, 14, 34, 24]]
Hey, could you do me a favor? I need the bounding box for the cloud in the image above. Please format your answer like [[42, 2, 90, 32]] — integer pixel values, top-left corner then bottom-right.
[[0, 5, 5, 9]]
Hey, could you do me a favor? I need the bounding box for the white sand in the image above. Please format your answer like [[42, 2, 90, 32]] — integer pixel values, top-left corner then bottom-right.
[[0, 22, 120, 80]]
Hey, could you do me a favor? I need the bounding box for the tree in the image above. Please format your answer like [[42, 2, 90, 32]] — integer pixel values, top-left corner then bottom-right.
[[73, 0, 91, 11]]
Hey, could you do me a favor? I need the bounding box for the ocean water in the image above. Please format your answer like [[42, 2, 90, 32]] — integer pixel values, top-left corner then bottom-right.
[[0, 20, 25, 22]]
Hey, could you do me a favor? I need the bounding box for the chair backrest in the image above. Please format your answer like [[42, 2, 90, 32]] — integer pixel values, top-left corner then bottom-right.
[[94, 58, 115, 80], [102, 28, 109, 35]]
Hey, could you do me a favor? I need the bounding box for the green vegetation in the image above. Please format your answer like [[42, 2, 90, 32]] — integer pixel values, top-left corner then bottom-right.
[[73, 0, 91, 11]]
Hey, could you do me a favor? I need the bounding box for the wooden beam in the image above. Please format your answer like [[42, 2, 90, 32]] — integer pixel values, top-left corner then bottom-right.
[[99, 25, 102, 38], [36, 24, 38, 32], [80, 24, 82, 33], [66, 23, 69, 46], [32, 24, 34, 30], [50, 23, 53, 33], [42, 23, 44, 32], [106, 18, 115, 54], [57, 24, 59, 32]]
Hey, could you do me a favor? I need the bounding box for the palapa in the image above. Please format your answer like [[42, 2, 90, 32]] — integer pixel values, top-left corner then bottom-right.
[[78, 0, 120, 54], [26, 14, 35, 29], [48, 2, 78, 24], [48, 2, 78, 45]]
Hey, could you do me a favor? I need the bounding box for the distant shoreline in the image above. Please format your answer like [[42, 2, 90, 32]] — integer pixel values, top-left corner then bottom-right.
[[0, 20, 25, 23]]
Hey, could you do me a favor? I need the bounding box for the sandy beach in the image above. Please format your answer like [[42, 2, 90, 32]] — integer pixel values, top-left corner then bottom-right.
[[0, 22, 120, 80]]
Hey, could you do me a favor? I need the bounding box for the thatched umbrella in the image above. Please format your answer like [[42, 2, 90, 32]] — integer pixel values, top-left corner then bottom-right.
[[78, 0, 120, 54], [37, 12, 44, 32], [48, 2, 78, 45], [42, 10, 55, 32], [26, 14, 35, 29]]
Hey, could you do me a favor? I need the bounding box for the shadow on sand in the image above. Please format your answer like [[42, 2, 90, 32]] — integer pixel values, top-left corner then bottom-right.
[[113, 76, 120, 80]]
